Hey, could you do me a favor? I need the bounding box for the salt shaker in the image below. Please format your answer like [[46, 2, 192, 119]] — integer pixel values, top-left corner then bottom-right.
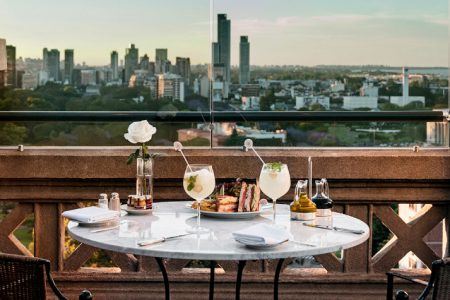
[[98, 193, 108, 209], [109, 192, 121, 212]]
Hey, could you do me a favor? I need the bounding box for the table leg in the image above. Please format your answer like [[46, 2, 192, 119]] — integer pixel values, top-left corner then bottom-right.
[[155, 257, 170, 300], [274, 259, 285, 300], [209, 261, 216, 300], [235, 260, 247, 300]]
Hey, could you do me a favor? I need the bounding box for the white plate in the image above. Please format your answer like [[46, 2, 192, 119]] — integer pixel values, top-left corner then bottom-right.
[[235, 239, 288, 249], [187, 203, 271, 219], [121, 204, 153, 215], [77, 218, 120, 227]]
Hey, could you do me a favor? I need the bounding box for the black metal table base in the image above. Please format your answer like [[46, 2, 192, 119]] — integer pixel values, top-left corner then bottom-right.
[[155, 257, 170, 300], [274, 259, 285, 300], [154, 258, 285, 300]]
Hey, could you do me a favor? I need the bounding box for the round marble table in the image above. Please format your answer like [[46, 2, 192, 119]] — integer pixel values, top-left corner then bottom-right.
[[68, 201, 369, 300]]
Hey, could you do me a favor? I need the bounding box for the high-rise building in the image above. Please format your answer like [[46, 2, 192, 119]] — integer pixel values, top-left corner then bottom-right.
[[155, 48, 168, 74], [124, 44, 139, 83], [175, 57, 191, 87], [43, 48, 60, 82], [156, 73, 184, 102], [6, 45, 16, 87], [42, 48, 48, 70], [110, 51, 119, 81], [217, 14, 231, 85], [140, 54, 150, 70], [212, 14, 231, 98], [239, 36, 250, 85], [155, 48, 168, 62], [64, 49, 74, 84], [0, 39, 6, 87], [212, 43, 220, 64]]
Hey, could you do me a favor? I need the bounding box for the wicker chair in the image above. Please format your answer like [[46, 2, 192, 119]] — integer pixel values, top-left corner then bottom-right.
[[0, 252, 93, 300], [386, 258, 450, 300]]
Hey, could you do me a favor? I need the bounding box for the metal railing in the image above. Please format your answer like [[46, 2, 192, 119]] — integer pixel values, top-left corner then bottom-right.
[[0, 110, 446, 122]]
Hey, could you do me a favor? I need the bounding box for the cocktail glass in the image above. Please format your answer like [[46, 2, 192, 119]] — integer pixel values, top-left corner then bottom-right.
[[183, 164, 215, 233], [259, 163, 291, 222]]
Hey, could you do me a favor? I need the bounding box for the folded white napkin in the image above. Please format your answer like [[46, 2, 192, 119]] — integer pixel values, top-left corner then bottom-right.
[[232, 223, 291, 246], [62, 206, 119, 223]]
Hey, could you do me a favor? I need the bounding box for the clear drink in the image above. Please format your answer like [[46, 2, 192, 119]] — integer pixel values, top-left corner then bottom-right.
[[183, 165, 215, 233], [259, 163, 291, 222]]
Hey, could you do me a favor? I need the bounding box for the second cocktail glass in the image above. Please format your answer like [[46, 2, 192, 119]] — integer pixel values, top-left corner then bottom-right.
[[259, 163, 291, 222], [183, 164, 215, 233]]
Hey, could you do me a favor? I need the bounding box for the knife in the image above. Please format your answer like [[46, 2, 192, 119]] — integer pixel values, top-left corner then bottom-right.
[[138, 233, 193, 247], [303, 223, 365, 235]]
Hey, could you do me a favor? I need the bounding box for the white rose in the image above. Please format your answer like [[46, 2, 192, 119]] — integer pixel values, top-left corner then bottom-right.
[[124, 120, 157, 144]]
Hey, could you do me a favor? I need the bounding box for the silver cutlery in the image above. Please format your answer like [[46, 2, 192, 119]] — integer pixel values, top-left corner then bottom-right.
[[303, 223, 365, 235], [138, 233, 193, 247]]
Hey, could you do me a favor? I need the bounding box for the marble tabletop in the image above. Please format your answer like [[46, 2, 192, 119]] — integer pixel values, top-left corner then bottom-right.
[[67, 201, 370, 261]]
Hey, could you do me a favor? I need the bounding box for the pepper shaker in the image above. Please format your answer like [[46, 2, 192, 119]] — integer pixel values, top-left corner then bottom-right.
[[109, 192, 121, 212]]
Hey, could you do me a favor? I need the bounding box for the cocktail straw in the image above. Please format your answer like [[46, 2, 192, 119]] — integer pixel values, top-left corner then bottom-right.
[[308, 157, 313, 199], [173, 142, 193, 172], [244, 139, 265, 165]]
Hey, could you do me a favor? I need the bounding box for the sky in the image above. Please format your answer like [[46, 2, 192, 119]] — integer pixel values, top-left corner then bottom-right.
[[0, 0, 448, 67]]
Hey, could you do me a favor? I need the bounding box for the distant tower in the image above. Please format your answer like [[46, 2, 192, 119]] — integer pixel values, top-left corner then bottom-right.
[[212, 42, 220, 64], [45, 49, 60, 82], [403, 67, 409, 102], [6, 45, 16, 87], [124, 44, 138, 83], [64, 49, 74, 84], [0, 39, 6, 87], [239, 36, 250, 85], [175, 57, 191, 87], [110, 51, 119, 80], [140, 54, 150, 70], [42, 48, 48, 70], [155, 48, 168, 74]]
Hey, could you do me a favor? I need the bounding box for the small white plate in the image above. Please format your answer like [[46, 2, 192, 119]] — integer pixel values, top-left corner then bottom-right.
[[77, 218, 120, 227], [235, 239, 288, 249], [187, 203, 271, 219], [121, 204, 153, 215]]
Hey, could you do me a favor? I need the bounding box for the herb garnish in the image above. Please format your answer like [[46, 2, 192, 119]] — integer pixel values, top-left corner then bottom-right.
[[266, 162, 283, 172], [187, 175, 198, 191]]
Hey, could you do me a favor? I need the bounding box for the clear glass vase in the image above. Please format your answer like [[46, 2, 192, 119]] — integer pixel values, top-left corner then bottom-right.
[[136, 158, 153, 201]]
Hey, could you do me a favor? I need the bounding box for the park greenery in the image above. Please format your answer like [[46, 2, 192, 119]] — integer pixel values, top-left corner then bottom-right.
[[0, 64, 447, 147]]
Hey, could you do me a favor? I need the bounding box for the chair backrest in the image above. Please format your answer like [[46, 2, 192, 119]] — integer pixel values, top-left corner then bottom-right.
[[0, 253, 48, 300], [432, 258, 450, 300]]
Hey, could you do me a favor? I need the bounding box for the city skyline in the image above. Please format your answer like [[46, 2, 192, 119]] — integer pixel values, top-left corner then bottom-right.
[[0, 0, 448, 66]]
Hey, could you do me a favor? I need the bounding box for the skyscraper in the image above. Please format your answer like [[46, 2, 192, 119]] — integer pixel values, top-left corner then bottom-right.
[[43, 48, 60, 82], [155, 48, 168, 62], [0, 39, 6, 87], [110, 51, 119, 81], [155, 48, 168, 74], [217, 14, 231, 85], [64, 49, 74, 84], [212, 43, 220, 64], [212, 14, 231, 98], [239, 36, 250, 85], [175, 57, 191, 87], [124, 44, 139, 83], [42, 48, 48, 70], [6, 45, 16, 87], [140, 54, 150, 70]]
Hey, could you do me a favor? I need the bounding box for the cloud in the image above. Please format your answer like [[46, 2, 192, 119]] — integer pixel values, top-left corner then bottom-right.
[[232, 13, 448, 35]]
